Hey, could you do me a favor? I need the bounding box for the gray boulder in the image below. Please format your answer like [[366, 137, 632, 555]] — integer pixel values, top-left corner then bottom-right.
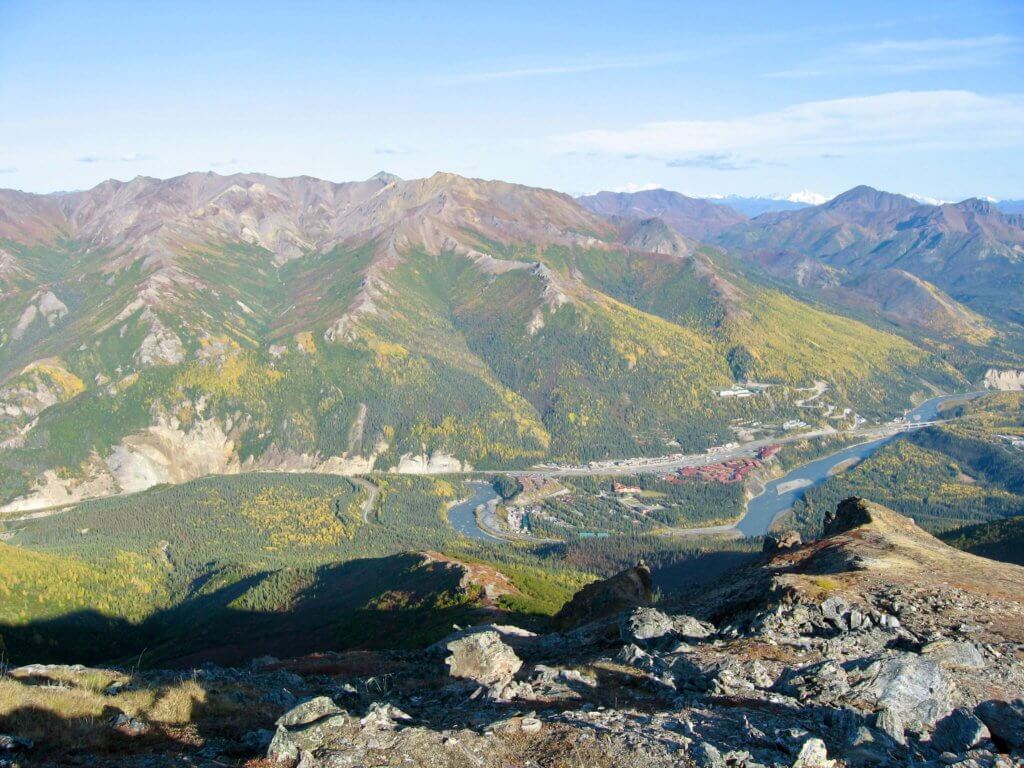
[[847, 652, 952, 729], [844, 725, 900, 766], [873, 708, 906, 746], [446, 631, 523, 691], [931, 708, 990, 753], [791, 738, 834, 767], [268, 697, 347, 762], [620, 607, 675, 643], [554, 561, 653, 629], [691, 741, 725, 768], [777, 660, 850, 705], [975, 699, 1024, 750], [673, 614, 715, 640], [921, 639, 986, 671], [277, 696, 344, 728]]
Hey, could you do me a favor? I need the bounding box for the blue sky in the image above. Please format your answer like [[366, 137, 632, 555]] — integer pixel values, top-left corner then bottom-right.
[[1, 0, 1022, 200]]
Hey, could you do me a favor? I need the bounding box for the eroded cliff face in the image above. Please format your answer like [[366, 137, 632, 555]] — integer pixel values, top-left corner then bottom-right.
[[984, 368, 1024, 391]]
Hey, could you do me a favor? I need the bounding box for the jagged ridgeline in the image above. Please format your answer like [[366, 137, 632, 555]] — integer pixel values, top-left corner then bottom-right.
[[0, 173, 965, 510]]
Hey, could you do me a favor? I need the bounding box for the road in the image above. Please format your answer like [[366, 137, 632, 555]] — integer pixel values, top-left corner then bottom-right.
[[350, 476, 379, 523], [512, 421, 941, 479]]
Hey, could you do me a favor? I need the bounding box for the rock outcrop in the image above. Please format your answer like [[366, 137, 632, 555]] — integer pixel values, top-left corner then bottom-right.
[[553, 560, 653, 628], [3, 498, 1024, 768], [983, 368, 1024, 391]]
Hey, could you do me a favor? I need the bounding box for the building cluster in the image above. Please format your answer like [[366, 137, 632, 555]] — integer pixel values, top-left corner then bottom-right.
[[612, 481, 642, 495], [717, 386, 756, 398], [503, 505, 533, 533], [676, 444, 781, 484], [678, 457, 762, 483]]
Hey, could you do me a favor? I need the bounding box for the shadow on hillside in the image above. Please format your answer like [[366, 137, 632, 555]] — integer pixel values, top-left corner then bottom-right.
[[0, 673, 282, 764], [653, 550, 758, 593], [0, 552, 487, 669]]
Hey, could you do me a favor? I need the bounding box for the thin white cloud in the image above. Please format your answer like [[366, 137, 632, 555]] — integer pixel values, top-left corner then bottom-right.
[[556, 91, 1024, 159], [667, 153, 781, 171], [608, 182, 663, 194], [0, 166, 16, 174], [769, 34, 1018, 78], [435, 51, 696, 84], [78, 153, 148, 164]]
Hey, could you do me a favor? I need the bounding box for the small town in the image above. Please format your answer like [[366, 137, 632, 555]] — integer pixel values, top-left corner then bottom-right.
[[677, 444, 781, 484]]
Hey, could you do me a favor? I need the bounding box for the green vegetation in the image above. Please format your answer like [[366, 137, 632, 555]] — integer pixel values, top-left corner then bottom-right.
[[0, 473, 588, 665], [0, 236, 968, 508], [527, 475, 745, 538], [940, 516, 1024, 566], [788, 393, 1024, 537]]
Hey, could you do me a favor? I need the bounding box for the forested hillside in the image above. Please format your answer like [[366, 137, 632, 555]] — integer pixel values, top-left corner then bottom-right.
[[0, 173, 970, 514]]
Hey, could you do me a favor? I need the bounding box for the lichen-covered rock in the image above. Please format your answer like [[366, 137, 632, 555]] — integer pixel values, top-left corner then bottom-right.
[[277, 696, 345, 728], [268, 697, 347, 761], [673, 614, 715, 640], [846, 652, 952, 730], [445, 631, 522, 691], [791, 738, 834, 768], [620, 607, 674, 643], [921, 639, 986, 671]]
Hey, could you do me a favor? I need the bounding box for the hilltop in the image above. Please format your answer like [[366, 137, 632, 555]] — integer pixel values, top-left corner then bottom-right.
[[2, 498, 1022, 767]]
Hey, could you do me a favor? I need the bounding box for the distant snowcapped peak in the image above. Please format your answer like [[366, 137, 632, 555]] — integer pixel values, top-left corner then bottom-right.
[[905, 192, 952, 206], [779, 190, 828, 205]]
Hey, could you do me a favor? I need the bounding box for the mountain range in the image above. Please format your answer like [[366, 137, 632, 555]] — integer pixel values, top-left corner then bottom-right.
[[1, 171, 1021, 512], [588, 185, 1024, 337]]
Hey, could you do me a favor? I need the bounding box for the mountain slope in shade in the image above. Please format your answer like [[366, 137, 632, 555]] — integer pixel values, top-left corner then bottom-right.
[[0, 172, 964, 511], [717, 186, 1024, 326], [941, 515, 1024, 566], [578, 188, 747, 240]]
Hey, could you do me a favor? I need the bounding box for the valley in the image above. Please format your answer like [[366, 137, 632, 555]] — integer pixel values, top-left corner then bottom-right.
[[0, 170, 1022, 768]]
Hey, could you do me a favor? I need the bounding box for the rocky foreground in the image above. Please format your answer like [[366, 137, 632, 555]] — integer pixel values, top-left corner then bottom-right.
[[2, 498, 1023, 767]]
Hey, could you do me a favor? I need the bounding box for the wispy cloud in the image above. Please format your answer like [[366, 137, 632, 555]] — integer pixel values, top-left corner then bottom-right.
[[210, 158, 238, 168], [375, 146, 412, 156], [0, 166, 15, 174], [434, 51, 697, 84], [78, 152, 148, 164], [667, 153, 780, 171], [556, 91, 1024, 159], [769, 34, 1018, 78]]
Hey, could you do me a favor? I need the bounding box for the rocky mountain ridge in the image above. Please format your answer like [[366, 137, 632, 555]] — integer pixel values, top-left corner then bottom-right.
[[578, 184, 1024, 340], [0, 171, 969, 514], [2, 498, 1022, 767]]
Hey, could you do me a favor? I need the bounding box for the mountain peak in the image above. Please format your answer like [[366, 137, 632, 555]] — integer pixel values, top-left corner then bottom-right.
[[824, 185, 920, 213], [578, 187, 747, 240], [369, 171, 401, 184]]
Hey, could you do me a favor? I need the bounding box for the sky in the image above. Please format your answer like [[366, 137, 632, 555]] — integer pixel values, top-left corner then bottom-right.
[[1, 0, 1022, 200]]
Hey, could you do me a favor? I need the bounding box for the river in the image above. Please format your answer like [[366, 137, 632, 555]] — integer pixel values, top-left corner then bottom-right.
[[450, 391, 986, 541], [736, 390, 986, 536], [447, 481, 503, 541]]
